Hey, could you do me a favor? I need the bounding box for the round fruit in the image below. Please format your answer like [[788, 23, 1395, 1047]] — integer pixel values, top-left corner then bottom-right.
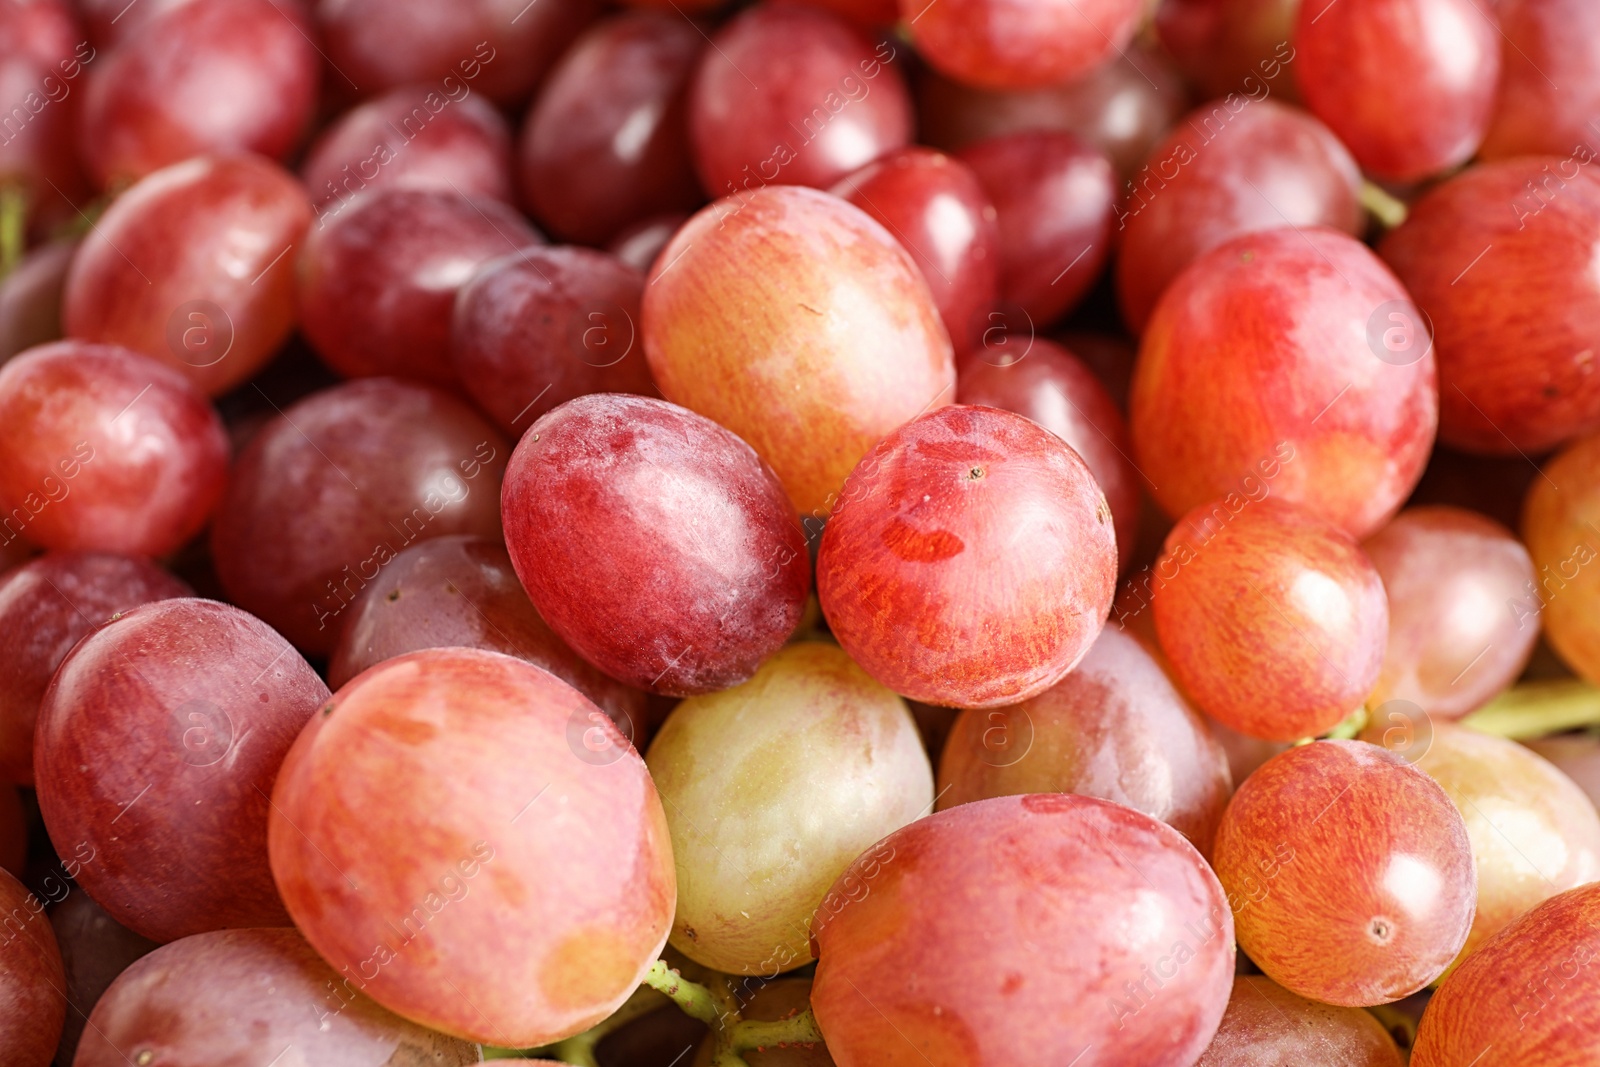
[[1194, 974, 1404, 1066], [0, 867, 64, 1067]]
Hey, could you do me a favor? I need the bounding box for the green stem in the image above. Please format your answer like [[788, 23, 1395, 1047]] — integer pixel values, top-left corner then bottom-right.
[[727, 1009, 826, 1053], [0, 184, 26, 280], [537, 986, 668, 1066], [639, 959, 723, 1027], [1462, 679, 1600, 740], [1359, 180, 1409, 230], [1324, 705, 1370, 741]]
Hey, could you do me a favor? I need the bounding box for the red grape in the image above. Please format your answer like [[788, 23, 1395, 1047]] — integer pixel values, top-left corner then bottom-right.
[[0, 551, 190, 785], [1481, 0, 1600, 160], [818, 405, 1116, 708], [1195, 974, 1405, 1066], [1363, 505, 1539, 719], [76, 0, 200, 48], [0, 340, 229, 557], [1213, 740, 1475, 1006], [269, 647, 675, 1046], [315, 0, 597, 105], [937, 626, 1232, 858], [301, 83, 515, 212], [326, 534, 647, 736], [210, 378, 508, 655], [1130, 227, 1437, 538], [1378, 160, 1600, 454], [1157, 0, 1301, 101], [1293, 0, 1500, 182], [502, 393, 809, 695], [1152, 498, 1388, 741], [607, 212, 686, 273], [688, 4, 912, 196], [810, 794, 1234, 1067], [450, 244, 656, 436], [0, 237, 74, 364], [0, 867, 64, 1067], [902, 0, 1144, 91], [34, 597, 328, 942], [957, 130, 1117, 326], [641, 185, 955, 520], [47, 892, 158, 1066], [72, 927, 479, 1065], [298, 186, 541, 388], [831, 147, 1000, 354], [1411, 882, 1600, 1066], [63, 154, 313, 396], [1116, 98, 1363, 333], [76, 0, 319, 187], [0, 45, 89, 236], [0, 0, 79, 68], [956, 338, 1141, 571], [519, 11, 704, 244]]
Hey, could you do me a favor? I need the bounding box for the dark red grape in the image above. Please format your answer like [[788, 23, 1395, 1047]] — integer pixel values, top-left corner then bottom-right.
[[0, 867, 64, 1067], [34, 597, 328, 942], [502, 393, 809, 695], [73, 927, 479, 1065], [831, 147, 999, 354], [0, 551, 190, 785], [519, 11, 703, 244], [0, 237, 74, 364], [76, 0, 319, 187], [0, 341, 229, 557], [688, 4, 912, 196], [810, 794, 1234, 1067], [63, 154, 313, 396], [298, 186, 541, 388], [48, 892, 159, 1066], [327, 534, 647, 737], [902, 0, 1145, 91], [210, 378, 509, 655], [957, 131, 1116, 326], [301, 83, 515, 212], [450, 244, 656, 436], [1482, 0, 1600, 160], [606, 212, 685, 273], [1157, 0, 1301, 101], [0, 48, 90, 235]]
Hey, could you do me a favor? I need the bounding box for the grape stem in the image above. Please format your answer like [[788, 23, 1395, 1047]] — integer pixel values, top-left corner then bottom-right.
[[1463, 679, 1600, 739], [534, 986, 668, 1066], [638, 960, 826, 1067], [0, 184, 26, 280], [1359, 180, 1408, 230]]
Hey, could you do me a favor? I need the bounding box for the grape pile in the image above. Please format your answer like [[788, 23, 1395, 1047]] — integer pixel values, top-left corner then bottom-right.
[[0, 0, 1596, 1065]]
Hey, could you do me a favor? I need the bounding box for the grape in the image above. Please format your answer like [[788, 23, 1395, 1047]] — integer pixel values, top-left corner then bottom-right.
[[902, 0, 1144, 91], [1213, 740, 1475, 1006], [1525, 735, 1600, 811], [76, 0, 319, 187], [301, 84, 515, 211], [607, 212, 686, 273], [831, 147, 999, 355], [72, 927, 479, 1066], [34, 597, 327, 941], [450, 244, 657, 436], [1157, 0, 1302, 101], [0, 867, 63, 1067], [918, 45, 1190, 177], [1292, 0, 1499, 182], [810, 794, 1234, 1067], [209, 378, 509, 655], [1378, 160, 1600, 454], [1363, 506, 1539, 719], [0, 237, 74, 364], [640, 185, 954, 520], [1411, 882, 1600, 1066], [0, 0, 78, 68], [1194, 974, 1405, 1066], [0, 340, 229, 557], [519, 11, 704, 244], [0, 551, 190, 785], [1481, 0, 1600, 160], [1366, 721, 1600, 976], [268, 647, 675, 1046], [687, 4, 912, 196], [645, 641, 932, 975], [47, 891, 158, 1066], [938, 626, 1232, 859], [502, 393, 809, 695], [1115, 99, 1363, 333], [817, 405, 1116, 708], [956, 131, 1117, 326], [76, 0, 195, 48], [956, 338, 1140, 571], [0, 48, 90, 236], [326, 534, 647, 736], [1152, 498, 1388, 741], [315, 0, 597, 105], [1521, 431, 1600, 684], [298, 186, 541, 388], [1130, 227, 1437, 538], [63, 154, 312, 396]]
